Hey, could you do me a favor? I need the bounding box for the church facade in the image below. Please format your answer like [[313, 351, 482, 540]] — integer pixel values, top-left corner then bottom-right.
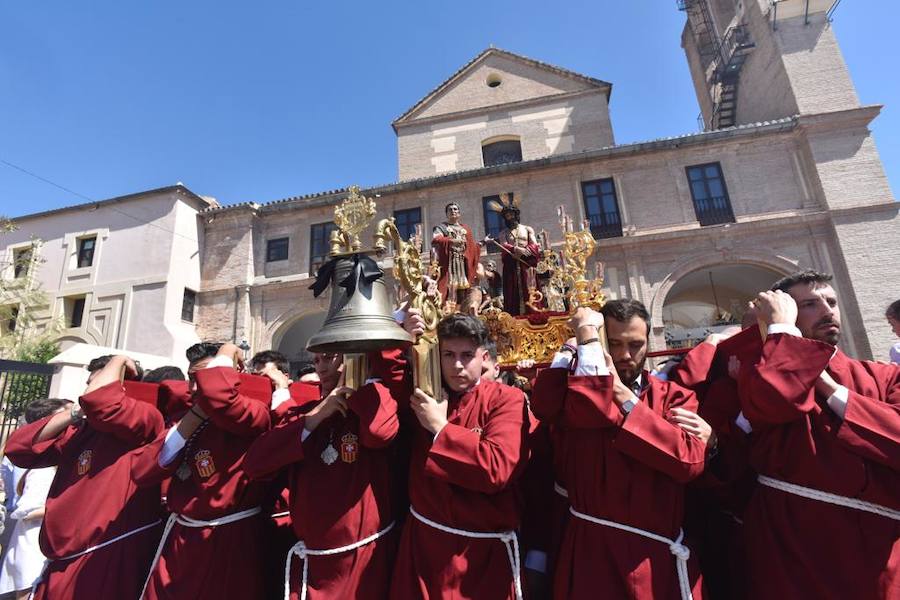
[[191, 0, 899, 366]]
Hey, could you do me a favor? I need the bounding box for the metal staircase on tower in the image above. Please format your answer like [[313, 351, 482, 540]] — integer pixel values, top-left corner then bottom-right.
[[678, 0, 755, 129]]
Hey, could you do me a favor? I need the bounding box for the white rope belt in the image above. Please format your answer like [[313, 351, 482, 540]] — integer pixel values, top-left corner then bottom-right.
[[284, 520, 395, 600], [758, 475, 900, 521], [553, 482, 568, 499], [139, 506, 261, 599], [271, 510, 291, 519], [410, 506, 523, 600], [569, 506, 693, 600], [27, 519, 161, 600]]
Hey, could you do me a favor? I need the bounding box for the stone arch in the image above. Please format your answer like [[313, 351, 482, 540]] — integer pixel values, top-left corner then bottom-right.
[[648, 252, 799, 330], [268, 307, 328, 372]]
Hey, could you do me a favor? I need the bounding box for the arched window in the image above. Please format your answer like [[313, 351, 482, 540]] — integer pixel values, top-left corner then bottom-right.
[[482, 138, 522, 167]]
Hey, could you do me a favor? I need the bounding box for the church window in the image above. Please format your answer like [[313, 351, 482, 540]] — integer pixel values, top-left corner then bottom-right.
[[581, 178, 623, 239]]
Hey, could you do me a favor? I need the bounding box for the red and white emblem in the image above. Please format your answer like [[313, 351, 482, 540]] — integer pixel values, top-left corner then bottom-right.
[[76, 450, 92, 475], [340, 433, 358, 464], [194, 450, 216, 478]]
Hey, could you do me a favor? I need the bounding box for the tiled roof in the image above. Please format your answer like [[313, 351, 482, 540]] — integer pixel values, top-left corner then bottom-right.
[[204, 116, 798, 215], [391, 47, 613, 127]]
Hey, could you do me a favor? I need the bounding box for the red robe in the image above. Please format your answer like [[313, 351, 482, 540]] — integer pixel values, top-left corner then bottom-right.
[[391, 379, 529, 600], [669, 341, 753, 600], [432, 221, 480, 302], [132, 366, 271, 600], [4, 381, 164, 600], [498, 236, 540, 316], [739, 333, 900, 599], [244, 378, 400, 599], [531, 368, 706, 600]]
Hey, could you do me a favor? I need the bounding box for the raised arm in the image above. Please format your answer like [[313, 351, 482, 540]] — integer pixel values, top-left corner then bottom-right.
[[4, 414, 74, 469], [614, 382, 708, 483], [193, 344, 271, 437], [346, 382, 399, 449], [424, 387, 528, 494]]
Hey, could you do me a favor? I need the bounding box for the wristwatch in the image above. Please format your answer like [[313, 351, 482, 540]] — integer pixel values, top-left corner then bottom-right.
[[620, 399, 636, 415]]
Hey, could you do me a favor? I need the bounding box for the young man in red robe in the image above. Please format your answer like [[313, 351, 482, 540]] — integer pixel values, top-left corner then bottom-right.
[[531, 300, 708, 599], [391, 312, 529, 599], [5, 355, 164, 600], [244, 348, 405, 599], [740, 270, 900, 599], [133, 341, 271, 600]]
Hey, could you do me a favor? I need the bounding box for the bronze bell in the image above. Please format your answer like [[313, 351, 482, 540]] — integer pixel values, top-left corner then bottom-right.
[[306, 253, 414, 354]]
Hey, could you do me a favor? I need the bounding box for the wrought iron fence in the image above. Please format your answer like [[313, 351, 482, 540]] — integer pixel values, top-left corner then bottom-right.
[[0, 360, 55, 451]]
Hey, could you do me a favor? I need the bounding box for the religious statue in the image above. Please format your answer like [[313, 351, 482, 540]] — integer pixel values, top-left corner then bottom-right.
[[431, 202, 480, 313], [477, 259, 503, 312], [484, 194, 542, 316]]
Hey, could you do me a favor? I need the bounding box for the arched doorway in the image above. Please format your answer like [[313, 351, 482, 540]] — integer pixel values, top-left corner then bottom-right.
[[662, 264, 782, 348], [273, 311, 327, 378]]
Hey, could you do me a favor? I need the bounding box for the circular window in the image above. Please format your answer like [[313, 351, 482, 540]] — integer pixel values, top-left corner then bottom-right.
[[486, 73, 502, 88]]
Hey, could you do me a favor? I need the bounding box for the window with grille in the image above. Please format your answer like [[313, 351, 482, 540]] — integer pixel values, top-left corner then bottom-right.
[[581, 178, 623, 239], [266, 237, 289, 262], [482, 139, 523, 167], [393, 207, 422, 243], [309, 223, 337, 275], [685, 163, 735, 226]]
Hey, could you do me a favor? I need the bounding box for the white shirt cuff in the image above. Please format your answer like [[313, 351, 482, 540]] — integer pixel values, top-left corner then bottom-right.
[[159, 426, 186, 466], [524, 550, 548, 574], [393, 308, 406, 324], [767, 323, 802, 337], [206, 355, 235, 369], [550, 351, 574, 369], [735, 411, 753, 434], [300, 428, 312, 443], [574, 343, 610, 376], [826, 385, 849, 420], [271, 387, 291, 410]]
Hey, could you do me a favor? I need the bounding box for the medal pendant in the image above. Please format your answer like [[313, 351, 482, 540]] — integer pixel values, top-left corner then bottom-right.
[[321, 444, 339, 465], [176, 462, 191, 481]]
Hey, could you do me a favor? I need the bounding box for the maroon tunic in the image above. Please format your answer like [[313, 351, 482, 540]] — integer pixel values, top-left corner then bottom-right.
[[498, 238, 540, 316], [244, 377, 400, 599], [739, 333, 900, 599], [391, 379, 529, 600], [5, 381, 164, 600], [532, 368, 706, 600], [133, 366, 271, 600]]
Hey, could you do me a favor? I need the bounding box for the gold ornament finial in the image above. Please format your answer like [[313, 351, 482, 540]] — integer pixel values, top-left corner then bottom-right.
[[331, 185, 377, 255]]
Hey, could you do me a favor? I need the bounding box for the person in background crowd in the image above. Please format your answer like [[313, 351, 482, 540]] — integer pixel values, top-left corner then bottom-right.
[[4, 356, 164, 600], [739, 270, 900, 599], [532, 301, 708, 599], [133, 342, 271, 600], [885, 299, 900, 364], [392, 312, 529, 599], [142, 366, 186, 383], [0, 399, 71, 600], [244, 346, 406, 599]]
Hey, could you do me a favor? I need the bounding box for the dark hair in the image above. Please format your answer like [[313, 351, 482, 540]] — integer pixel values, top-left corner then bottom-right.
[[87, 355, 113, 373], [484, 340, 498, 362], [601, 299, 651, 334], [445, 202, 459, 215], [437, 314, 489, 348], [186, 342, 222, 365], [143, 365, 186, 383], [87, 354, 144, 379], [25, 398, 71, 423], [249, 350, 289, 375], [771, 270, 833, 293], [296, 362, 316, 377], [886, 299, 900, 321]]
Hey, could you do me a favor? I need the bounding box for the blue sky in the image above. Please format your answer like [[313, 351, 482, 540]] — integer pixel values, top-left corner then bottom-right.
[[1, 1, 897, 217]]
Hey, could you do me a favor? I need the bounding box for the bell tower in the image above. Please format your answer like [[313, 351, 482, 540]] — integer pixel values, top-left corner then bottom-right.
[[679, 0, 860, 129]]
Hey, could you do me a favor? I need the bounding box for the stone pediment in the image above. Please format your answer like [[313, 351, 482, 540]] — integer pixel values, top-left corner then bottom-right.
[[392, 48, 611, 129]]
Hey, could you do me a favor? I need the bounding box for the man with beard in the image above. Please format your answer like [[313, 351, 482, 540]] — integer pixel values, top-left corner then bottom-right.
[[530, 300, 708, 599], [484, 199, 541, 316], [739, 270, 900, 599]]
